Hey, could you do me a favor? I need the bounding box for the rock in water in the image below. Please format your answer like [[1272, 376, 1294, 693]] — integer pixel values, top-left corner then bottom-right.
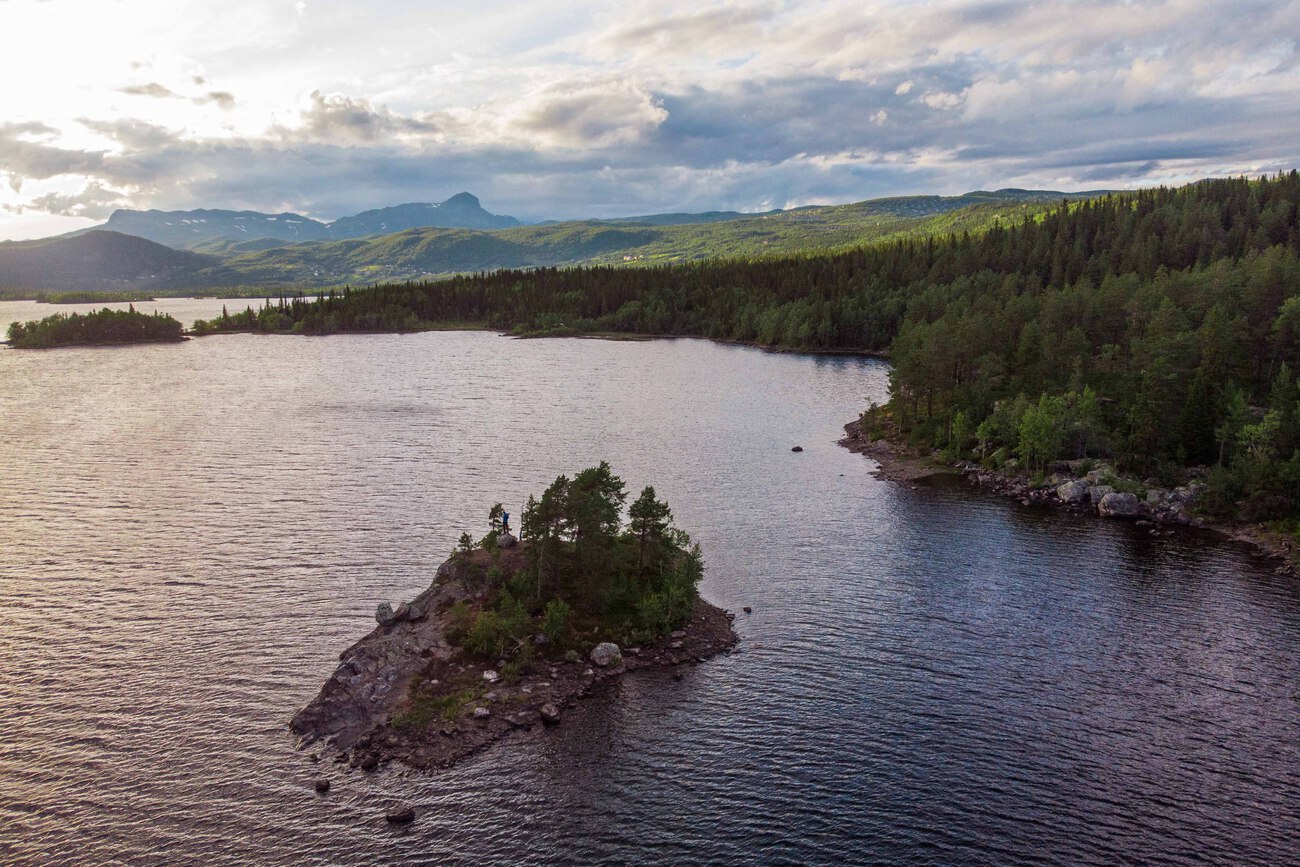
[[386, 804, 416, 824], [791, 446, 804, 452], [1098, 491, 1141, 518], [375, 602, 395, 625], [590, 642, 622, 667], [539, 703, 561, 725], [314, 778, 331, 794], [1056, 480, 1090, 504], [497, 532, 518, 548]]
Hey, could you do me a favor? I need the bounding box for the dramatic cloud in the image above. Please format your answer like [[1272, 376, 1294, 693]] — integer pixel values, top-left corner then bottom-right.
[[5, 181, 129, 219], [0, 0, 1298, 238], [510, 80, 668, 148]]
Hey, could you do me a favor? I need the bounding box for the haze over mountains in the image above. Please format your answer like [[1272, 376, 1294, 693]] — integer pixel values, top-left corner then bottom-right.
[[0, 187, 1107, 293]]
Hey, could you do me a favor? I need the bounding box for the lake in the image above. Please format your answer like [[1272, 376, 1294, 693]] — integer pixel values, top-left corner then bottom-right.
[[1, 320, 1297, 864]]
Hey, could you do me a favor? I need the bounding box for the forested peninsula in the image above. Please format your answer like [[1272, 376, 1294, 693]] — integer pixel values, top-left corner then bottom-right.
[[7, 307, 184, 348], [193, 173, 1300, 529]]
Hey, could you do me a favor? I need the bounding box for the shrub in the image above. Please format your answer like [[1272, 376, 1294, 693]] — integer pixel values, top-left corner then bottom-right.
[[541, 599, 572, 645]]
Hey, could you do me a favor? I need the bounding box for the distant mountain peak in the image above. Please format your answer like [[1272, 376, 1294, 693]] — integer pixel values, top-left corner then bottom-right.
[[443, 192, 481, 207]]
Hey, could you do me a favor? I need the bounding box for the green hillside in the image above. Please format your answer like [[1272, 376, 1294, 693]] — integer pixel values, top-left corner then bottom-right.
[[211, 190, 1083, 287]]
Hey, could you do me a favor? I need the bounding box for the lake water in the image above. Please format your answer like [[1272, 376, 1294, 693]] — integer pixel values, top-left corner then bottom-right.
[[1, 321, 1297, 865]]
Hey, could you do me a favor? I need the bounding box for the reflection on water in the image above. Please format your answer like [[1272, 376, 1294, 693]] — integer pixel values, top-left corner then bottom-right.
[[0, 326, 1297, 864]]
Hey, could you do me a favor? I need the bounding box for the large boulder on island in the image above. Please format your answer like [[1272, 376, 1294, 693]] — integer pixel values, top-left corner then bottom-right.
[[1056, 480, 1090, 503], [1089, 484, 1115, 504], [1098, 491, 1141, 518], [590, 642, 622, 668], [497, 532, 518, 548]]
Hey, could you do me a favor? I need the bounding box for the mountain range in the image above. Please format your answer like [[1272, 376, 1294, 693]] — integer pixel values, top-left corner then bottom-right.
[[0, 188, 1109, 294], [68, 192, 519, 251]]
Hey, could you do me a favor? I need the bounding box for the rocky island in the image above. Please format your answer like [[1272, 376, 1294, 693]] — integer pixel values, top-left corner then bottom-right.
[[291, 463, 738, 772]]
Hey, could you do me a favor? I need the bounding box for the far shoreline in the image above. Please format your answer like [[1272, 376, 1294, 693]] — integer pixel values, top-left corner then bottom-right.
[[838, 417, 1299, 575]]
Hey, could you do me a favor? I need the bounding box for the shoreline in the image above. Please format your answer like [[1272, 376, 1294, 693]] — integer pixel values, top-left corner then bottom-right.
[[291, 552, 738, 773], [839, 418, 1298, 575]]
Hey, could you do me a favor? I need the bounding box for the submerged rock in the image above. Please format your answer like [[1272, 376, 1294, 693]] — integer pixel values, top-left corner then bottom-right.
[[386, 804, 416, 824], [590, 642, 622, 667]]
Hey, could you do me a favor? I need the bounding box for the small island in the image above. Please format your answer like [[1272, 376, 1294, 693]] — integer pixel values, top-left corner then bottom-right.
[[291, 462, 738, 771], [6, 306, 184, 348]]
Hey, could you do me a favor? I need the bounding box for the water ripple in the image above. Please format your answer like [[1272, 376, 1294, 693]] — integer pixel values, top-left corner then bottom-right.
[[1, 327, 1299, 864]]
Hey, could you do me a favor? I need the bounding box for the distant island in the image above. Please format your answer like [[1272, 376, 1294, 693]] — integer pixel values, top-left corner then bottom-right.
[[6, 306, 184, 348], [291, 462, 737, 772]]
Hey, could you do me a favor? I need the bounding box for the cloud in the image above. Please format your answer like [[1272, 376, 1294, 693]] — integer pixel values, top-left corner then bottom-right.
[[2, 0, 1300, 233], [0, 122, 105, 184], [510, 80, 668, 148], [5, 181, 128, 219], [119, 82, 181, 99], [199, 91, 235, 109], [296, 90, 443, 142]]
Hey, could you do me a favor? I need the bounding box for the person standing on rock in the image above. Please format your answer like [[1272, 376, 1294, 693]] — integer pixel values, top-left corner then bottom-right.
[[502, 511, 510, 536]]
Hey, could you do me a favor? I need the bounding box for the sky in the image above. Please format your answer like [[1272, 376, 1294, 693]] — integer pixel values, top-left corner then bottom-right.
[[1, 0, 1298, 240]]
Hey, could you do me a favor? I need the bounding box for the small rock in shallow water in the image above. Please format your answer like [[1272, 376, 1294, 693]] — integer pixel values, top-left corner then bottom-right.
[[791, 446, 804, 452], [314, 778, 330, 793], [742, 606, 752, 614], [386, 805, 416, 824]]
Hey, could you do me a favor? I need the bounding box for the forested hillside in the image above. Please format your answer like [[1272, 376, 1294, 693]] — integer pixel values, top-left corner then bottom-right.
[[195, 174, 1300, 520]]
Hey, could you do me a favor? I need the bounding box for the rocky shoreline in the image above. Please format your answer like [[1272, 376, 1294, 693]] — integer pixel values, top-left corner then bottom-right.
[[839, 418, 1297, 575], [291, 552, 738, 773]]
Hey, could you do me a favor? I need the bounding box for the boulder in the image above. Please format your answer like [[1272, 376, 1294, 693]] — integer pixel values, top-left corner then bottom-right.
[[539, 703, 561, 725], [375, 602, 395, 625], [1088, 485, 1115, 505], [590, 642, 622, 667], [1056, 480, 1090, 504], [386, 804, 416, 824], [497, 532, 518, 549], [1098, 491, 1141, 518], [482, 670, 500, 684], [472, 706, 491, 720]]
